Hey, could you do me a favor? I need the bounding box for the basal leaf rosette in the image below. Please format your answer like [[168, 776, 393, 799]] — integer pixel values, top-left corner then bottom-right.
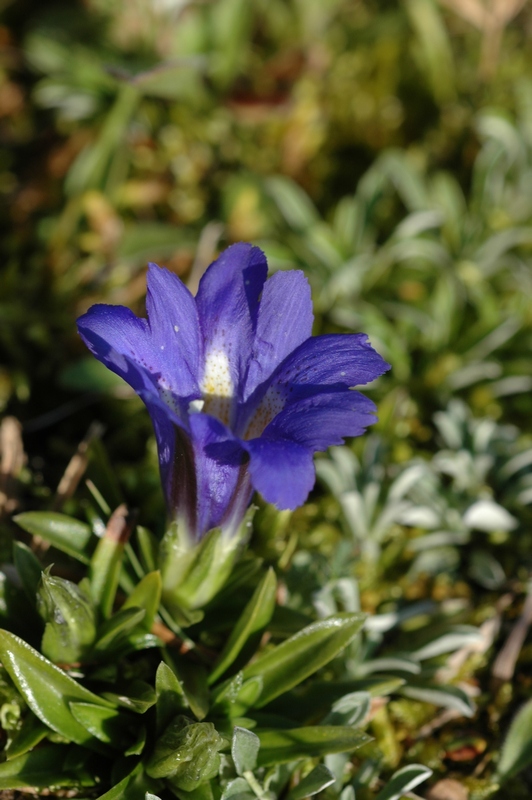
[[77, 243, 389, 611]]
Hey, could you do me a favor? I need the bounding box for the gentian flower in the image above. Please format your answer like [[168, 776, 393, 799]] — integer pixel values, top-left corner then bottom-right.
[[77, 243, 389, 610]]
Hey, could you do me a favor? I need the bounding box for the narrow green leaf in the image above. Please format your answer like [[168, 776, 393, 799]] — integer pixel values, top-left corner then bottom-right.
[[0, 746, 89, 790], [373, 764, 432, 800], [267, 677, 404, 722], [209, 568, 276, 684], [497, 697, 532, 782], [257, 726, 372, 766], [232, 726, 260, 775], [122, 571, 162, 631], [13, 542, 42, 603], [166, 651, 209, 720], [0, 629, 115, 748], [156, 661, 187, 732], [70, 701, 132, 746], [288, 764, 336, 800], [14, 512, 93, 564], [5, 712, 48, 760], [37, 570, 97, 663], [95, 761, 160, 800], [94, 607, 146, 654], [89, 528, 128, 618], [241, 613, 366, 708], [212, 673, 264, 719], [322, 691, 371, 727], [104, 680, 156, 714], [399, 684, 475, 717], [136, 526, 158, 573]]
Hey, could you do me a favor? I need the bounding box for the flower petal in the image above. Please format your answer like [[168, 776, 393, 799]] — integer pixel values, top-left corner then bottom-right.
[[242, 437, 315, 510], [264, 391, 377, 451], [269, 333, 390, 400], [189, 413, 251, 537], [196, 243, 268, 403], [146, 263, 202, 398], [77, 305, 158, 397], [243, 270, 314, 401], [145, 397, 198, 537]]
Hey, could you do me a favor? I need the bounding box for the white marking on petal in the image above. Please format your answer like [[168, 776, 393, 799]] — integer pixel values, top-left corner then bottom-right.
[[174, 325, 179, 332], [200, 347, 233, 425], [244, 385, 286, 439], [188, 398, 205, 414]]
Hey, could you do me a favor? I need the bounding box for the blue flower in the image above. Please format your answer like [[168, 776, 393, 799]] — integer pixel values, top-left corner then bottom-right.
[[77, 243, 389, 541]]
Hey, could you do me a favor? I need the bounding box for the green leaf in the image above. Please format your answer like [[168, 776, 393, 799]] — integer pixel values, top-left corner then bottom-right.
[[118, 222, 193, 263], [94, 607, 146, 655], [136, 526, 159, 573], [95, 762, 160, 800], [145, 715, 224, 789], [5, 712, 48, 760], [37, 570, 97, 663], [161, 525, 244, 613], [0, 745, 93, 790], [166, 651, 209, 721], [212, 673, 263, 719], [221, 777, 254, 800], [373, 764, 432, 800], [0, 629, 115, 748], [69, 701, 133, 746], [265, 176, 319, 231], [241, 613, 366, 708], [497, 697, 532, 782], [287, 764, 336, 800], [232, 726, 260, 775], [14, 512, 94, 564], [266, 677, 404, 722], [399, 684, 475, 717], [13, 541, 42, 603], [104, 680, 156, 714], [257, 726, 372, 766], [209, 568, 276, 684], [89, 521, 129, 618], [122, 571, 162, 631], [156, 661, 187, 732], [322, 691, 371, 727]]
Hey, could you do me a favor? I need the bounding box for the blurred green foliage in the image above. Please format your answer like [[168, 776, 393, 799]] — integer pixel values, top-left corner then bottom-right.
[[2, 0, 532, 797]]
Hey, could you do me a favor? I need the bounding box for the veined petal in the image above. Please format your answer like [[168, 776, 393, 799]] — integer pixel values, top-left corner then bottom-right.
[[77, 306, 158, 397], [196, 243, 268, 410], [240, 333, 389, 439], [189, 414, 251, 538], [242, 437, 315, 511], [273, 333, 390, 393], [264, 391, 378, 451], [243, 270, 314, 402], [143, 395, 198, 538], [146, 263, 202, 398]]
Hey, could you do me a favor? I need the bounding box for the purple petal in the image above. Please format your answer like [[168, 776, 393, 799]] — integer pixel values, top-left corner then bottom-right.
[[195, 243, 268, 404], [77, 266, 202, 405], [264, 391, 377, 451], [269, 333, 390, 400], [242, 437, 315, 510], [243, 270, 314, 401], [189, 414, 251, 537], [77, 306, 158, 397], [145, 397, 198, 537], [145, 263, 202, 398]]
